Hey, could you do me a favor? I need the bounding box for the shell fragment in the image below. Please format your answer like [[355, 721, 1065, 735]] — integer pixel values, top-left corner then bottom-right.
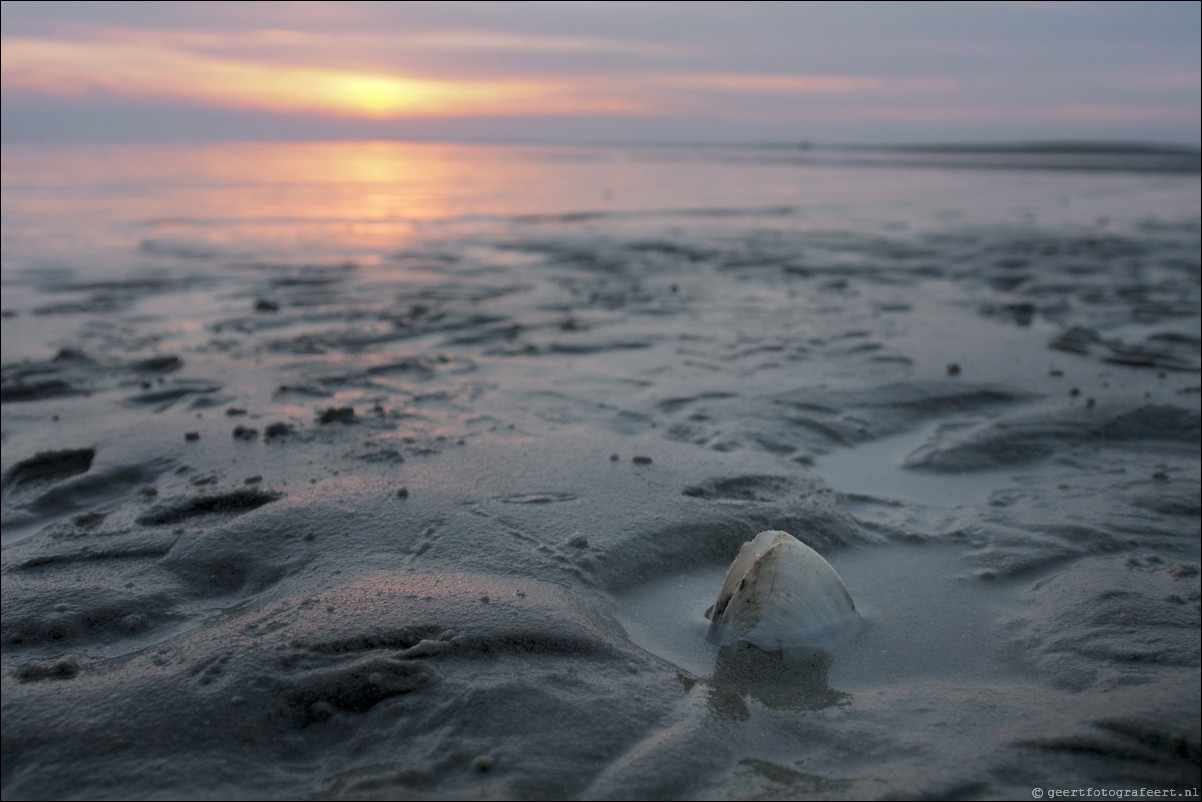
[[708, 530, 860, 652]]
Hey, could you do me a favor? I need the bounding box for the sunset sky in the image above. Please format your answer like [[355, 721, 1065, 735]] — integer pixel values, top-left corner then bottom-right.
[[2, 1, 1199, 146]]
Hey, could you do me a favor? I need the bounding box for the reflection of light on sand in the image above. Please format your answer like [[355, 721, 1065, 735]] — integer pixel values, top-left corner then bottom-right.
[[0, 141, 569, 260]]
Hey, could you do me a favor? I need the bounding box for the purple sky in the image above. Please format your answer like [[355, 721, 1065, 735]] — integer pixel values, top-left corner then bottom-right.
[[2, 1, 1199, 145]]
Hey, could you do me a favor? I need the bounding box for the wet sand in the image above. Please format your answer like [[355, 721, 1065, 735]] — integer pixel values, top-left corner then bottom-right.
[[2, 142, 1199, 799]]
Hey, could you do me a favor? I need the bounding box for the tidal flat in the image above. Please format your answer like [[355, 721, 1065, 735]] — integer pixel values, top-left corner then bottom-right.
[[2, 142, 1199, 799]]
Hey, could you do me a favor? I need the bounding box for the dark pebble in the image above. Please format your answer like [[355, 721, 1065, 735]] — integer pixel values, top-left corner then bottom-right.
[[318, 407, 357, 424], [264, 422, 293, 439], [232, 425, 258, 441]]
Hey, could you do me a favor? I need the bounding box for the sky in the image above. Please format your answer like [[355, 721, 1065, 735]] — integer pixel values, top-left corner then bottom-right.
[[2, 1, 1199, 146]]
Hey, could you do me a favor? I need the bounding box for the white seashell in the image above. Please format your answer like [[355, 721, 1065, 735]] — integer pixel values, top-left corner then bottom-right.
[[707, 530, 860, 652]]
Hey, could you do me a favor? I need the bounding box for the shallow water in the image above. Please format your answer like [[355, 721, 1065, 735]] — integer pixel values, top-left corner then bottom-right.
[[2, 142, 1199, 799]]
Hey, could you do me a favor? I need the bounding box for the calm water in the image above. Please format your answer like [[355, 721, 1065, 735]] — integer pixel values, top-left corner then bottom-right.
[[4, 140, 1197, 271]]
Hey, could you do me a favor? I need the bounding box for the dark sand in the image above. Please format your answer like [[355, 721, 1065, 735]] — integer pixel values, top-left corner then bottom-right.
[[2, 142, 1199, 799]]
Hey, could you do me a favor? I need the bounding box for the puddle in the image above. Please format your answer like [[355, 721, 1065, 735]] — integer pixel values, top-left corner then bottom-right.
[[615, 543, 1027, 688], [617, 566, 726, 678], [815, 418, 1032, 506]]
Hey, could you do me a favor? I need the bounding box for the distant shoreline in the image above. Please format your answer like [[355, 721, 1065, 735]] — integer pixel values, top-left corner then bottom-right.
[[3, 137, 1199, 174]]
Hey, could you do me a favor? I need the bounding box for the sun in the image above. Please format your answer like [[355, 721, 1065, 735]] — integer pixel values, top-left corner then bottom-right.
[[325, 74, 430, 117]]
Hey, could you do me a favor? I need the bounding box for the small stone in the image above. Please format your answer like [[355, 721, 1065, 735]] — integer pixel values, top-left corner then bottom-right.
[[396, 487, 409, 498], [265, 422, 293, 439], [632, 455, 653, 465], [185, 431, 200, 441], [232, 425, 258, 441], [318, 407, 356, 424], [946, 363, 961, 376]]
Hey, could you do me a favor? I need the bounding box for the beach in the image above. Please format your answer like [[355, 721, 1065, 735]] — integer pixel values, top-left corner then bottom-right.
[[2, 141, 1199, 799]]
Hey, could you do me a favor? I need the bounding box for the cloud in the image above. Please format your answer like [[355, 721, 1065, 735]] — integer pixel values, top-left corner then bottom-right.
[[0, 33, 651, 118], [661, 73, 958, 95], [3, 27, 948, 122], [404, 31, 695, 59]]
